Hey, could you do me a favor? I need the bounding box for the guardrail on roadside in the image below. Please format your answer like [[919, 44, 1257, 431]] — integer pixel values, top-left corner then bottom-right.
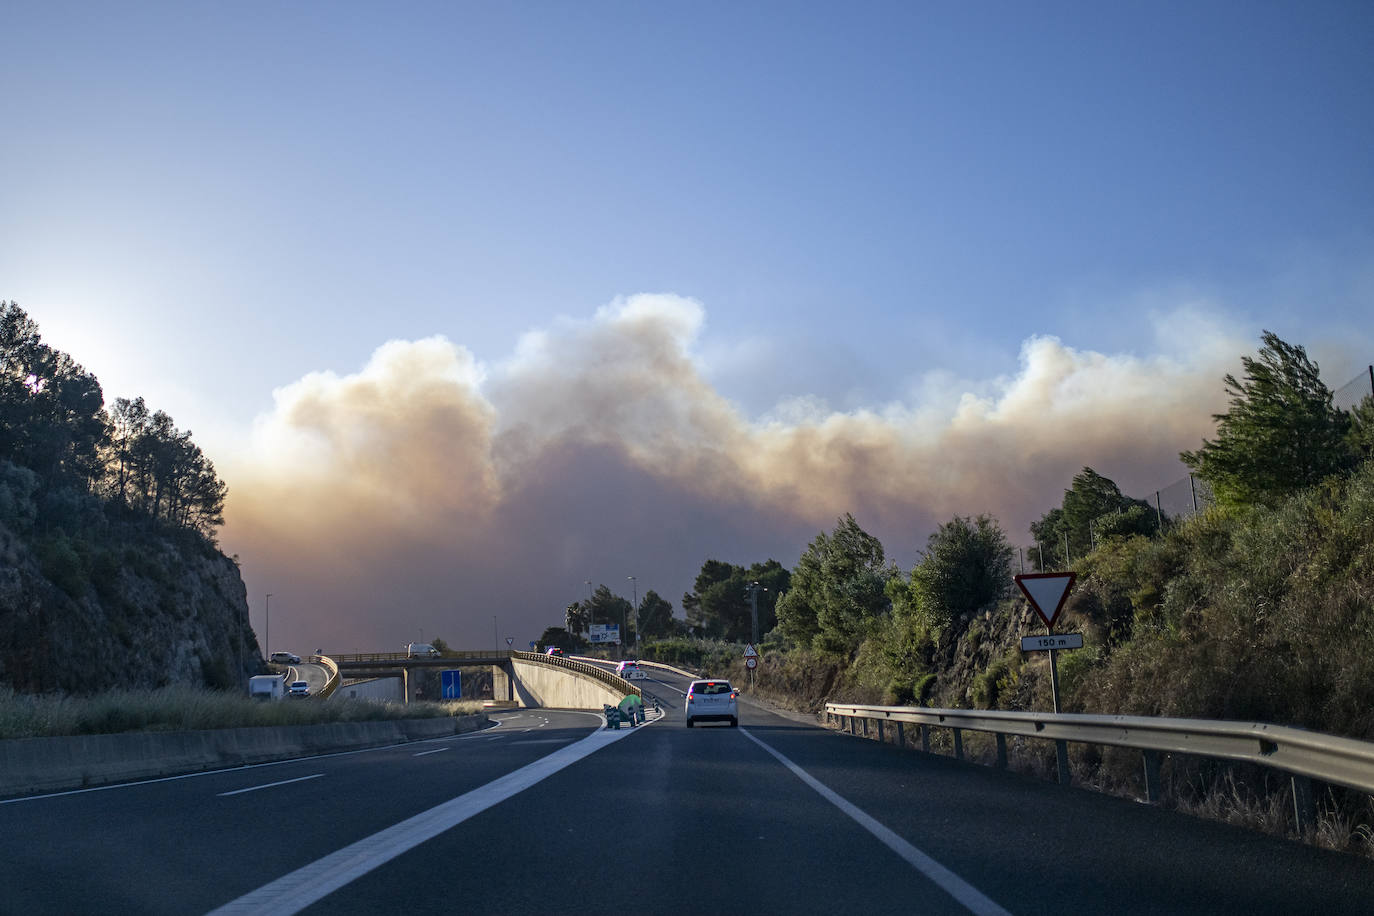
[[311, 655, 341, 699], [824, 702, 1374, 832], [512, 651, 639, 699]]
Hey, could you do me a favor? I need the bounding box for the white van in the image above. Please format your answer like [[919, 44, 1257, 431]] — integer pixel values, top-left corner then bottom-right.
[[248, 674, 286, 700], [407, 643, 441, 658]]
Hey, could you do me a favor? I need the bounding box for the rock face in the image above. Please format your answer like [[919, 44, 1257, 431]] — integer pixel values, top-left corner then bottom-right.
[[0, 520, 259, 694]]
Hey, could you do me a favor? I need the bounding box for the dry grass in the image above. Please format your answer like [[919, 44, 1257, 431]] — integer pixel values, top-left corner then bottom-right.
[[0, 686, 483, 739]]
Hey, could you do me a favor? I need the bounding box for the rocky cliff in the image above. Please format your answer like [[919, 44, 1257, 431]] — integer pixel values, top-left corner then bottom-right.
[[0, 520, 259, 694]]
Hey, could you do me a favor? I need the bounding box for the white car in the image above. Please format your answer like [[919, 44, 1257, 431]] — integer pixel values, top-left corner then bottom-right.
[[616, 660, 645, 680], [269, 651, 301, 665], [685, 679, 738, 728], [288, 680, 310, 698]]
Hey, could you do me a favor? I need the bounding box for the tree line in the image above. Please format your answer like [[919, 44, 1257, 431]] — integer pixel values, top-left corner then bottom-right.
[[555, 332, 1374, 683], [0, 302, 226, 540]]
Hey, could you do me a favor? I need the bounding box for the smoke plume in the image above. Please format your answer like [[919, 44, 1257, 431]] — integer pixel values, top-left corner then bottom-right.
[[222, 295, 1243, 653]]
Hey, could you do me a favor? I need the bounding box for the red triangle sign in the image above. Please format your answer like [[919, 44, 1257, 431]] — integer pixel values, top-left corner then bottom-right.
[[1014, 572, 1077, 629]]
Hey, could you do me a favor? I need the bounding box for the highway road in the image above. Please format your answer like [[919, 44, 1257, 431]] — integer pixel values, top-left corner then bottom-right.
[[3, 666, 1373, 914]]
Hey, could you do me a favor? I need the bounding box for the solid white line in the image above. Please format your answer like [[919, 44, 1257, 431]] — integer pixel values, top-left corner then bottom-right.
[[207, 722, 643, 915], [739, 729, 1011, 916], [412, 748, 450, 757], [2, 719, 510, 806], [217, 774, 324, 797]]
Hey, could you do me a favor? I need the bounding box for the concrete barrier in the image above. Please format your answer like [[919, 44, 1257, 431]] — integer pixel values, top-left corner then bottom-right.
[[0, 714, 487, 798]]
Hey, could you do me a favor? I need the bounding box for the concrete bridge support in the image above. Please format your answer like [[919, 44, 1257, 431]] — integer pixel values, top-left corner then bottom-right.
[[401, 668, 421, 704], [492, 664, 514, 702]]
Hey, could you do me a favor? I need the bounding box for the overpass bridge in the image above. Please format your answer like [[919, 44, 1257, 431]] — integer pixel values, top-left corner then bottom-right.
[[328, 649, 636, 709]]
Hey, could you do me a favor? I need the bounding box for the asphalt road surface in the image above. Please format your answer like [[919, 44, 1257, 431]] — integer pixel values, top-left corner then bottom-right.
[[4, 668, 1374, 915]]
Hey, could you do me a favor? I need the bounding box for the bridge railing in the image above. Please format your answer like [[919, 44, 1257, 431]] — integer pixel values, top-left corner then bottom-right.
[[512, 650, 639, 699], [331, 650, 514, 663], [311, 655, 341, 699], [825, 702, 1374, 833]]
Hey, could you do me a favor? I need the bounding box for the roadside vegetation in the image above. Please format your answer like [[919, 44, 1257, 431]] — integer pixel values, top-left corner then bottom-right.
[[0, 686, 484, 740], [631, 332, 1374, 853]]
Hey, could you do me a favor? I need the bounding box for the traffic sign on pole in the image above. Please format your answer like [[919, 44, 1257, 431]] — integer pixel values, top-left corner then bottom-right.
[[743, 644, 759, 659], [1014, 572, 1077, 629], [505, 637, 514, 648], [745, 656, 758, 669], [1021, 633, 1084, 652]]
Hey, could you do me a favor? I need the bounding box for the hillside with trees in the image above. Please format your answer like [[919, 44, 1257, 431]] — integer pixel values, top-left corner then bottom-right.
[[641, 332, 1374, 842], [0, 302, 256, 693]]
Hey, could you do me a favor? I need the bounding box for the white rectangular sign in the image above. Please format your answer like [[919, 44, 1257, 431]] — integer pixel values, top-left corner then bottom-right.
[[588, 624, 620, 645], [1021, 633, 1084, 652]]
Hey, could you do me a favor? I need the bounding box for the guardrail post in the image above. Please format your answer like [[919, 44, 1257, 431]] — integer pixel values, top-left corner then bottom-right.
[[862, 718, 869, 737], [896, 722, 905, 747], [877, 720, 885, 743], [995, 733, 1008, 769], [953, 729, 964, 761], [1142, 750, 1162, 803], [1055, 740, 1071, 785], [1291, 775, 1316, 834], [920, 724, 930, 753], [849, 716, 856, 736]]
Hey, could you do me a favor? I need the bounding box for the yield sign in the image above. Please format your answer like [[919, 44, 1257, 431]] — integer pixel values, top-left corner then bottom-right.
[[1014, 572, 1077, 629]]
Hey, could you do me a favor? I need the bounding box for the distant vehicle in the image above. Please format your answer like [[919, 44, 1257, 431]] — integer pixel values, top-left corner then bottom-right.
[[545, 646, 564, 657], [685, 679, 738, 728], [616, 660, 644, 679], [288, 680, 310, 698], [407, 643, 441, 658], [248, 674, 287, 700], [269, 651, 301, 665]]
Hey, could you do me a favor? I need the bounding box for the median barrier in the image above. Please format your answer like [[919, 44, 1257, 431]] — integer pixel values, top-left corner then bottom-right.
[[0, 714, 487, 798]]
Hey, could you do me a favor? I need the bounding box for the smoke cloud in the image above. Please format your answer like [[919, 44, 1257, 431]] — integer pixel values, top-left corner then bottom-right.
[[221, 295, 1244, 653]]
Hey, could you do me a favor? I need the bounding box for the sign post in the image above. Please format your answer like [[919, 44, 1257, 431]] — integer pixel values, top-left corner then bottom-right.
[[1013, 572, 1077, 714], [743, 644, 759, 687], [1014, 572, 1077, 786]]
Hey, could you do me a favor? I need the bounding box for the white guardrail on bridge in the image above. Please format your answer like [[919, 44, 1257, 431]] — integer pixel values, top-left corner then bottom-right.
[[511, 651, 640, 699], [825, 702, 1374, 833], [310, 655, 341, 699]]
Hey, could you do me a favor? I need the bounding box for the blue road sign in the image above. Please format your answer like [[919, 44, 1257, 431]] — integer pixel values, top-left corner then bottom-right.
[[441, 669, 462, 699]]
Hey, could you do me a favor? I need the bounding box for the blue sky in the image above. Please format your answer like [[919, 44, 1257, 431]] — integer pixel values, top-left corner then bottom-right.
[[4, 2, 1372, 651]]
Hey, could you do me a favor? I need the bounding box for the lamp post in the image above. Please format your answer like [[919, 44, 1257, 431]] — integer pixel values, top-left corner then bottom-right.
[[584, 580, 594, 633], [627, 576, 637, 657], [265, 593, 272, 658], [744, 581, 766, 646]]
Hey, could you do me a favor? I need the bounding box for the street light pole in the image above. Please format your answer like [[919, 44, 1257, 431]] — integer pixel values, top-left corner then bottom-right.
[[585, 580, 594, 633], [744, 581, 765, 646], [627, 576, 637, 657], [265, 593, 272, 658]]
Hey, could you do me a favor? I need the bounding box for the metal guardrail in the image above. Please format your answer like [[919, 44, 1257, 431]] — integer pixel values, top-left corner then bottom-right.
[[825, 702, 1374, 832], [331, 650, 514, 663], [569, 654, 700, 680], [311, 655, 341, 699], [512, 651, 639, 699]]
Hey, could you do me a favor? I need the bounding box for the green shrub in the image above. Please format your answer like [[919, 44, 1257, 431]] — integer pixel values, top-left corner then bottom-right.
[[38, 533, 87, 598]]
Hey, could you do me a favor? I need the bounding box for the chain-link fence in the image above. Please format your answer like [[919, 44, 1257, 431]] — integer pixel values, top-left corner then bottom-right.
[[1332, 365, 1374, 414]]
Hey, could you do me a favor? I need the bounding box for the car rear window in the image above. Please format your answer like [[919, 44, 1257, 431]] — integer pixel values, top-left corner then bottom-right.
[[695, 682, 732, 695]]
